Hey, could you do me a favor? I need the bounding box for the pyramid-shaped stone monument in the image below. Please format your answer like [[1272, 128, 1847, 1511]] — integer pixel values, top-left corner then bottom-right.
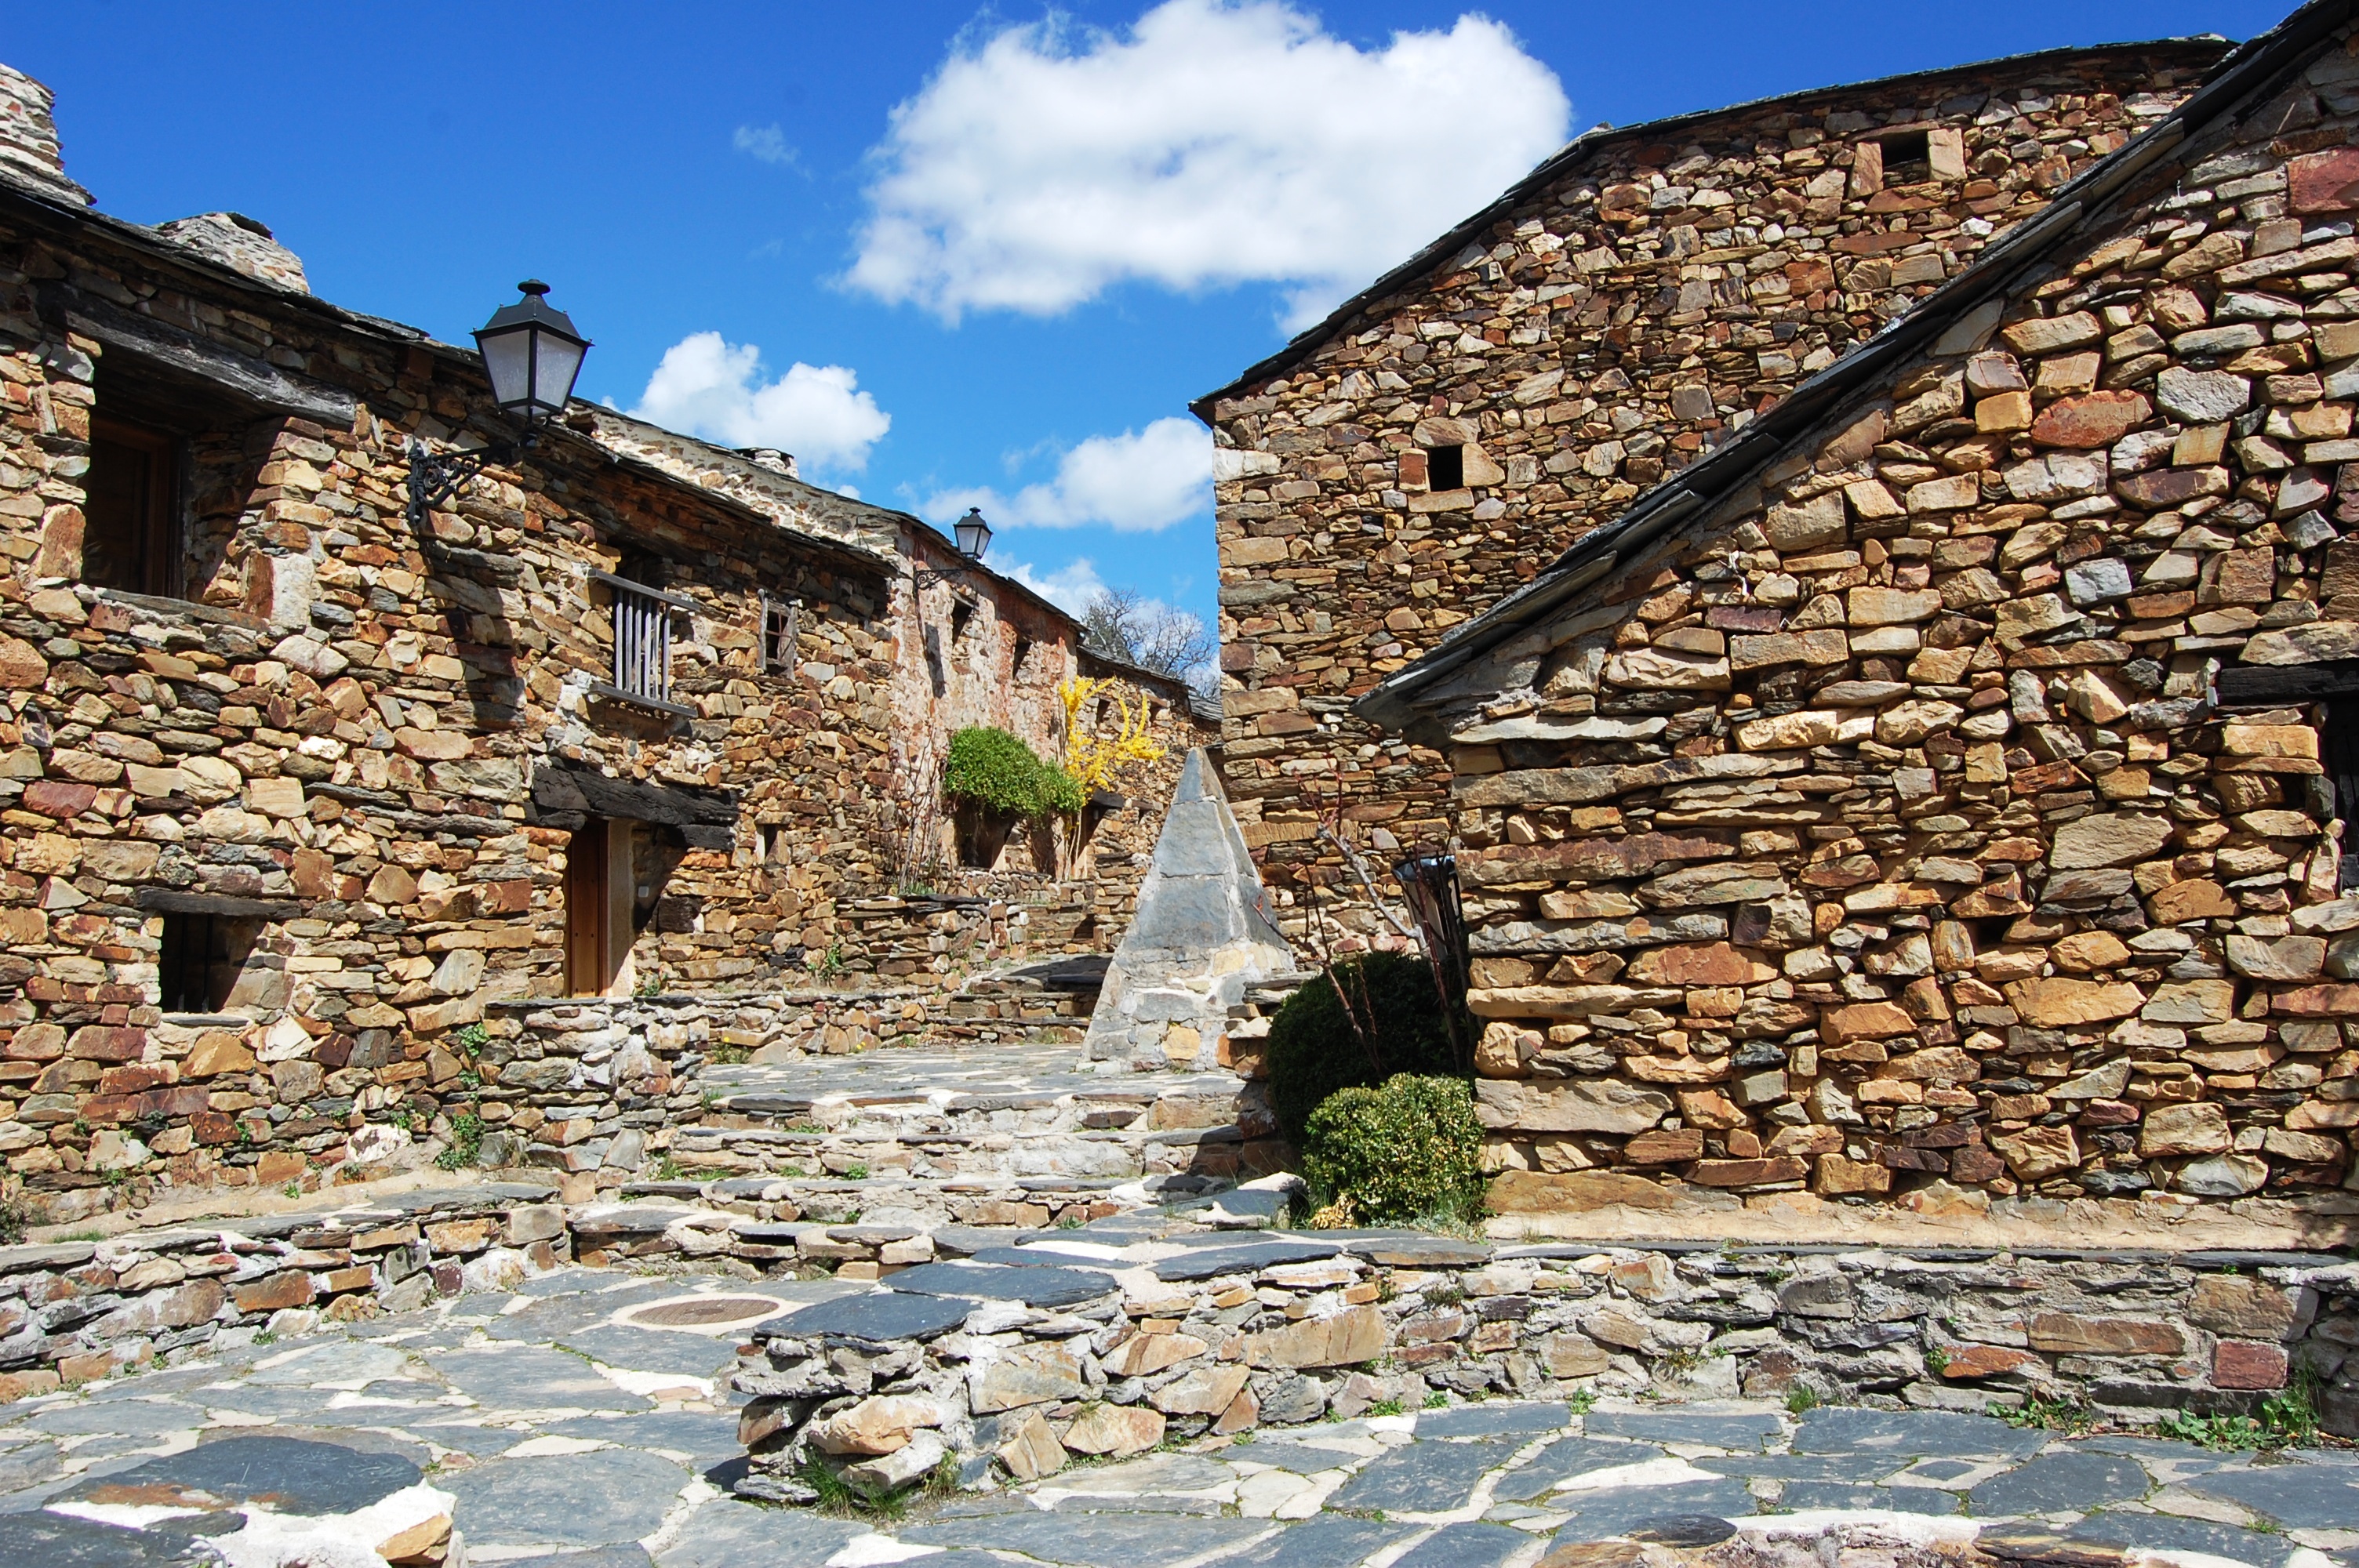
[[1085, 749, 1296, 1070]]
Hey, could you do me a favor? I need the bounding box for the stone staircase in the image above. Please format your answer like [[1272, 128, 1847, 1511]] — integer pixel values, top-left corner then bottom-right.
[[656, 1039, 1289, 1230]]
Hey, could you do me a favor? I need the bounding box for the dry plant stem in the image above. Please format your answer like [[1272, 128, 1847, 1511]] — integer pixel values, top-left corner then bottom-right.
[[1316, 824, 1418, 942]]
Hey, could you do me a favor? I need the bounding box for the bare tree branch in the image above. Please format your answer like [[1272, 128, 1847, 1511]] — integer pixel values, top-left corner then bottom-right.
[[1081, 586, 1216, 690]]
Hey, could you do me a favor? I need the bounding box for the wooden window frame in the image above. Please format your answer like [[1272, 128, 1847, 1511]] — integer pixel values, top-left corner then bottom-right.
[[761, 593, 801, 674], [85, 412, 181, 597]]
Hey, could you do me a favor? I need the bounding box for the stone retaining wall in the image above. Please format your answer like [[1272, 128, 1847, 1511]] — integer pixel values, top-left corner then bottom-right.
[[728, 1226, 2359, 1500]]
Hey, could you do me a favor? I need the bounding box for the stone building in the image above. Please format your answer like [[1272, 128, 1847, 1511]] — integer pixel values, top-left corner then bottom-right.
[[1346, 0, 2359, 1225], [1194, 34, 2234, 947], [0, 60, 1209, 1222]]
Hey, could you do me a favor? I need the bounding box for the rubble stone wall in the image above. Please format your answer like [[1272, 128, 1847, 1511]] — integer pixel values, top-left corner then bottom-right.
[[1201, 43, 2227, 945], [730, 1236, 2359, 1497], [1399, 30, 2359, 1217]]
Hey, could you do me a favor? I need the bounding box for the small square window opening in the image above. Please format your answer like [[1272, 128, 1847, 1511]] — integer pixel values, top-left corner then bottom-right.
[[949, 598, 975, 644], [158, 911, 258, 1014], [1877, 129, 1932, 184], [1427, 444, 1465, 492]]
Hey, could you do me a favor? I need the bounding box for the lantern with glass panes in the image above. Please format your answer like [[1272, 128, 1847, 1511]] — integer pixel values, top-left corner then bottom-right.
[[407, 280, 591, 527]]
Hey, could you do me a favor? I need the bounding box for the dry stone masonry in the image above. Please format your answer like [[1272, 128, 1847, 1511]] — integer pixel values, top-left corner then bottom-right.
[[1349, 6, 2359, 1229], [1199, 42, 2229, 948], [0, 59, 1206, 1229]]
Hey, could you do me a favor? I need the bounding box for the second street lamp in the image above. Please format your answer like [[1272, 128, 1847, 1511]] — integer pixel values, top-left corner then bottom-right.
[[408, 280, 592, 528]]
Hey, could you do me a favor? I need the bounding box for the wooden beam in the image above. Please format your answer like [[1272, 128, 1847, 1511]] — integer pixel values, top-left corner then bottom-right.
[[134, 888, 301, 920], [60, 295, 357, 426], [2217, 660, 2359, 705]]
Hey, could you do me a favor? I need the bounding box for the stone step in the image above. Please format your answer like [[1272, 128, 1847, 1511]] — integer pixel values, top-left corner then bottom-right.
[[608, 1167, 1232, 1235]]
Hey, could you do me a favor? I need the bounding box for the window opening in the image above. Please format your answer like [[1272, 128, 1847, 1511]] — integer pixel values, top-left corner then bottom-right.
[[158, 911, 257, 1014], [2328, 702, 2359, 891], [761, 593, 801, 673], [1877, 129, 1932, 184], [1012, 634, 1032, 676], [949, 597, 975, 644], [1427, 444, 1465, 492], [760, 822, 791, 863], [591, 557, 692, 708], [85, 413, 180, 596]]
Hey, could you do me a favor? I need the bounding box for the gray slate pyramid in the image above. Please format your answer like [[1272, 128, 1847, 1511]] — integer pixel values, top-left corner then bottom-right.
[[1085, 749, 1296, 1070]]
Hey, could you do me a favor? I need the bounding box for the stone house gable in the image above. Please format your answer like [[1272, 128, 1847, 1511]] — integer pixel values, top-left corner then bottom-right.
[[1195, 34, 2230, 950], [1349, 0, 2359, 1224]]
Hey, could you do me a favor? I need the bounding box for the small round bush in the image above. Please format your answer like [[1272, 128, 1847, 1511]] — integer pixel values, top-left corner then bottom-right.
[[1266, 950, 1471, 1143], [1301, 1073, 1485, 1226], [942, 725, 1081, 819]]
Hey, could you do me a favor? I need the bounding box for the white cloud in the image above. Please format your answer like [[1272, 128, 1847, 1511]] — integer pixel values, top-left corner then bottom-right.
[[923, 417, 1209, 533], [733, 124, 798, 167], [1001, 556, 1110, 615], [630, 332, 891, 474], [846, 0, 1569, 329]]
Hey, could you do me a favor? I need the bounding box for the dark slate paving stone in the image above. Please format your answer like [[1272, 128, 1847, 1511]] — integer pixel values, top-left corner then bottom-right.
[[496, 1549, 654, 1568], [409, 1421, 538, 1456], [0, 1441, 61, 1497], [0, 1510, 185, 1567], [2070, 1509, 2303, 1566], [482, 1285, 682, 1342], [191, 1386, 354, 1421], [1582, 1410, 1781, 1452], [442, 1448, 689, 1547], [21, 1401, 202, 1437], [1790, 1407, 2047, 1460], [883, 1261, 1116, 1308], [541, 1410, 743, 1461], [1968, 1451, 2150, 1517], [1223, 1435, 1386, 1475], [2185, 1457, 2359, 1531], [1329, 1232, 1492, 1268], [1419, 1403, 1568, 1439], [755, 1290, 973, 1345], [1550, 1480, 1754, 1539], [1779, 1482, 1962, 1515], [968, 1246, 1126, 1272], [651, 1497, 864, 1568], [1391, 1522, 1537, 1568], [2074, 1434, 2237, 1472], [551, 1327, 744, 1379], [245, 1341, 416, 1387], [67, 1434, 420, 1515], [1627, 1515, 1740, 1546], [1154, 1239, 1342, 1281], [1049, 1493, 1228, 1515], [902, 1510, 1270, 1567], [1692, 1453, 1880, 1483], [1327, 1439, 1517, 1515], [1224, 1514, 1413, 1568], [425, 1347, 648, 1412], [1493, 1438, 1667, 1501]]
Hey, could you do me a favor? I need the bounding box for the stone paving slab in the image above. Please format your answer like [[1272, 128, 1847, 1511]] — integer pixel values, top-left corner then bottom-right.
[[4, 1259, 2355, 1568]]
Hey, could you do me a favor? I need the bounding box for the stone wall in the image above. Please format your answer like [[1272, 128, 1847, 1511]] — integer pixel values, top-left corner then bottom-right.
[[1198, 42, 2228, 947], [0, 68, 1210, 1229], [1367, 27, 2359, 1218], [727, 1226, 2359, 1499]]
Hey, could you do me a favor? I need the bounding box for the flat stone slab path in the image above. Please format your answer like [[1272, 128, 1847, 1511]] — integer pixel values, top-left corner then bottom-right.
[[2, 1264, 2354, 1568]]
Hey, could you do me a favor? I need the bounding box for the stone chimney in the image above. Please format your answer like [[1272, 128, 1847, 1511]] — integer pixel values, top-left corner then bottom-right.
[[152, 212, 309, 293], [0, 62, 92, 206], [738, 447, 799, 477]]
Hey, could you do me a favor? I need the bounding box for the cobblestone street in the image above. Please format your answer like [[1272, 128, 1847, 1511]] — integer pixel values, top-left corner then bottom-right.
[[2, 1260, 2355, 1567]]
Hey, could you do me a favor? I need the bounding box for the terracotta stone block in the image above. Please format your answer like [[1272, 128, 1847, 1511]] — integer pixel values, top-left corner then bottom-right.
[[2212, 1340, 2289, 1390], [232, 1269, 314, 1314], [2027, 1312, 2185, 1356]]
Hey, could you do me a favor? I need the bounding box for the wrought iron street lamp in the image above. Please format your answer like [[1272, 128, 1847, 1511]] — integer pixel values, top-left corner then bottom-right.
[[953, 506, 993, 561], [408, 280, 591, 527]]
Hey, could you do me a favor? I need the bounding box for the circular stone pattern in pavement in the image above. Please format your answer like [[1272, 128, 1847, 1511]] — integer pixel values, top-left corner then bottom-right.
[[614, 1294, 785, 1334]]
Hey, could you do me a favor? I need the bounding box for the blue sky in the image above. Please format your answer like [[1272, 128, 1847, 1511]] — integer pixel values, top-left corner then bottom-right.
[[2, 1, 2292, 643]]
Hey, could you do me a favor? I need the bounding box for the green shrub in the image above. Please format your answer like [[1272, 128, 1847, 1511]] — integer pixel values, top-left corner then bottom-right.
[[1300, 1073, 1485, 1227], [1267, 951, 1471, 1143], [941, 726, 1082, 819]]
